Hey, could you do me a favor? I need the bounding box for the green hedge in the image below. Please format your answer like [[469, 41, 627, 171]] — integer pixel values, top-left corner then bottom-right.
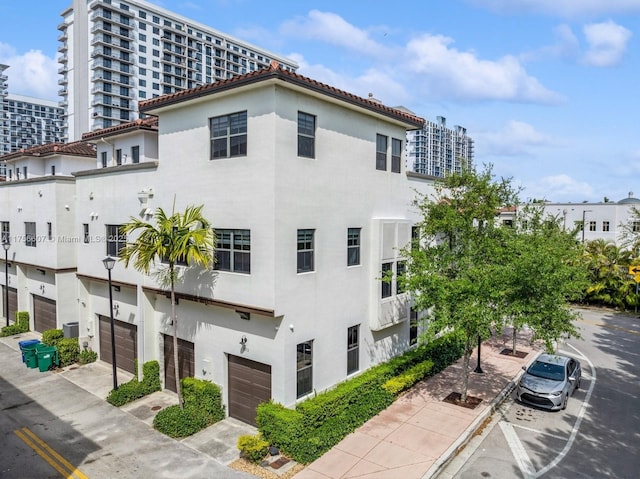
[[78, 349, 98, 364], [0, 311, 30, 337], [153, 377, 225, 438], [58, 338, 80, 367], [257, 330, 465, 464], [238, 434, 270, 464], [107, 360, 161, 407], [41, 328, 64, 346]]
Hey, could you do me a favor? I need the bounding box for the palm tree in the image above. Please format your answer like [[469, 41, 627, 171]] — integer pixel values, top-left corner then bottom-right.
[[119, 205, 214, 408]]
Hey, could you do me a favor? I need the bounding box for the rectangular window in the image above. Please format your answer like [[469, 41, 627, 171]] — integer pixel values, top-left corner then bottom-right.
[[131, 145, 140, 163], [297, 112, 315, 158], [101, 151, 107, 168], [396, 261, 406, 294], [381, 262, 392, 298], [347, 325, 359, 374], [106, 224, 126, 257], [23, 166, 27, 179], [391, 138, 402, 173], [409, 308, 418, 346], [51, 165, 56, 176], [347, 228, 361, 266], [214, 229, 251, 273], [25, 222, 36, 247], [633, 221, 640, 233], [47, 222, 53, 241], [83, 224, 90, 244], [376, 134, 387, 170], [297, 229, 315, 273], [116, 149, 122, 165], [296, 340, 313, 398], [210, 111, 247, 159], [1, 221, 9, 244], [589, 221, 596, 232], [602, 221, 610, 232]]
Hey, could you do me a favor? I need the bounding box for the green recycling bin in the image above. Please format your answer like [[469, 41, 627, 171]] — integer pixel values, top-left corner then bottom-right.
[[36, 345, 59, 372], [23, 343, 40, 369]]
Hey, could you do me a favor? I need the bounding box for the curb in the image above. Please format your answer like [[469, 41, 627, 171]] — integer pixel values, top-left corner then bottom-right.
[[423, 351, 541, 479]]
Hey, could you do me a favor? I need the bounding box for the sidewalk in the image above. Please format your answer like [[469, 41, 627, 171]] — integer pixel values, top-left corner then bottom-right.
[[294, 331, 540, 479]]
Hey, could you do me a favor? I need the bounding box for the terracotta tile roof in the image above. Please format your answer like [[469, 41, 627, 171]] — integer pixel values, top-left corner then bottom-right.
[[82, 116, 159, 141], [139, 63, 425, 127], [0, 140, 96, 162]]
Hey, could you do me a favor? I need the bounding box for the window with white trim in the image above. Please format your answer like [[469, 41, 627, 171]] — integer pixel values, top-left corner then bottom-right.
[[376, 134, 387, 170], [210, 111, 247, 159], [214, 229, 250, 273], [347, 228, 361, 266], [25, 222, 36, 247], [106, 224, 126, 257], [298, 112, 315, 158], [297, 229, 315, 273], [347, 325, 359, 374], [296, 340, 313, 398], [391, 138, 402, 173]]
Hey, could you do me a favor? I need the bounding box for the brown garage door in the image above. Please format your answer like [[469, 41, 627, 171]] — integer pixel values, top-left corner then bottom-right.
[[228, 355, 271, 426], [163, 334, 195, 393], [2, 286, 17, 323], [33, 295, 57, 333], [99, 315, 137, 374]]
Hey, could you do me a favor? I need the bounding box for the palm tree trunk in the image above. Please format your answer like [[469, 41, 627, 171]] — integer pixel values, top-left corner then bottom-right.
[[170, 267, 183, 409]]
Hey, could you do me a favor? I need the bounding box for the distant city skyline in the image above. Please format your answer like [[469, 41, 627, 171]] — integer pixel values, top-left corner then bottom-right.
[[1, 0, 639, 203]]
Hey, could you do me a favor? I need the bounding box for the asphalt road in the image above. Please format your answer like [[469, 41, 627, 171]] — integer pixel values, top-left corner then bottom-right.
[[439, 307, 640, 479], [0, 340, 252, 479]]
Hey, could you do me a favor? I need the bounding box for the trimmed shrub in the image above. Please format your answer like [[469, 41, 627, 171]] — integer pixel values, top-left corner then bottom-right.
[[0, 311, 30, 337], [382, 360, 434, 395], [78, 349, 98, 365], [42, 328, 64, 347], [107, 360, 161, 407], [57, 338, 80, 367], [153, 377, 226, 438], [238, 434, 269, 464], [258, 330, 465, 464]]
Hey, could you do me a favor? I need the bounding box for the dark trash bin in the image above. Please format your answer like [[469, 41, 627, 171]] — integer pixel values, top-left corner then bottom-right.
[[36, 345, 59, 372], [19, 339, 41, 363], [23, 343, 40, 369], [63, 322, 79, 339]]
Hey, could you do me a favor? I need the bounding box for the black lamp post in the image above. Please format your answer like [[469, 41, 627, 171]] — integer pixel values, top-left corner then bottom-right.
[[3, 240, 9, 327], [102, 256, 118, 390], [474, 334, 484, 374]]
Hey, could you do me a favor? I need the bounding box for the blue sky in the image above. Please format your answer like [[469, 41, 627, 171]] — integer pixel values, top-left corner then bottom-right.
[[1, 0, 639, 203]]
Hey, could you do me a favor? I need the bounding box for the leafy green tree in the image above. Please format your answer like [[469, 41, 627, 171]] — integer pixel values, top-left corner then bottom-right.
[[620, 206, 640, 253], [497, 204, 588, 353], [583, 239, 635, 309], [119, 205, 215, 408], [402, 165, 518, 402]]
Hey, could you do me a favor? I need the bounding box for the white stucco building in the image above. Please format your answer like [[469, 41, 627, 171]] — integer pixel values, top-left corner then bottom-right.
[[58, 0, 298, 141], [0, 65, 436, 425]]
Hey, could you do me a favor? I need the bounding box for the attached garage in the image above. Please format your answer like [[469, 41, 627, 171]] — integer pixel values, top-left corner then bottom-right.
[[163, 334, 195, 393], [2, 286, 17, 323], [98, 315, 137, 374], [228, 355, 271, 426], [33, 295, 57, 333]]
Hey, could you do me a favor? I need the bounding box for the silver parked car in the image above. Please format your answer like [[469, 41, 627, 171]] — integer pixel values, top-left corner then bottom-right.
[[516, 353, 581, 411]]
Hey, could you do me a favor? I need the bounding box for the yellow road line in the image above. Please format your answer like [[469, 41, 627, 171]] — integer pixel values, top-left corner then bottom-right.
[[14, 427, 88, 479], [578, 317, 640, 335]]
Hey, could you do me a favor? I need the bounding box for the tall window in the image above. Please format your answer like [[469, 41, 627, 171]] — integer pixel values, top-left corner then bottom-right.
[[381, 262, 392, 298], [409, 308, 418, 346], [116, 149, 122, 165], [347, 325, 359, 374], [296, 340, 313, 398], [298, 112, 315, 158], [106, 225, 126, 257], [589, 221, 596, 232], [396, 261, 406, 294], [376, 134, 387, 170], [391, 138, 402, 173], [633, 221, 640, 233], [297, 229, 315, 273], [210, 111, 247, 159], [214, 229, 251, 273], [47, 222, 53, 241], [1, 221, 10, 244], [51, 165, 56, 176], [602, 221, 610, 232], [347, 228, 361, 266], [25, 222, 36, 247], [131, 145, 140, 163]]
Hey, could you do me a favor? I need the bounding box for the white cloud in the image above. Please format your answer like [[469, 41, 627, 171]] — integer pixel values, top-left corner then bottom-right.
[[582, 20, 632, 67], [476, 121, 558, 156], [280, 10, 389, 57], [520, 24, 580, 62], [468, 0, 640, 17], [0, 42, 58, 100], [525, 174, 595, 202]]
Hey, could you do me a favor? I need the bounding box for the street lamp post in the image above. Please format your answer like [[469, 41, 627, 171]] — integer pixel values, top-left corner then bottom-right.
[[3, 241, 10, 327], [103, 256, 118, 390], [474, 334, 484, 374]]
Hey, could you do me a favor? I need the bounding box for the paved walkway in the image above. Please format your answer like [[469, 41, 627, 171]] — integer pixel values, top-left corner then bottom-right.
[[294, 331, 540, 479]]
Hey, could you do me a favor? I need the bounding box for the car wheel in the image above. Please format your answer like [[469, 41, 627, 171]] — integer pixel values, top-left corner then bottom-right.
[[561, 394, 568, 410]]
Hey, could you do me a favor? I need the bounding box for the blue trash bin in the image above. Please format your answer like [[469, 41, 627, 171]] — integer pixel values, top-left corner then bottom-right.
[[18, 339, 41, 363]]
